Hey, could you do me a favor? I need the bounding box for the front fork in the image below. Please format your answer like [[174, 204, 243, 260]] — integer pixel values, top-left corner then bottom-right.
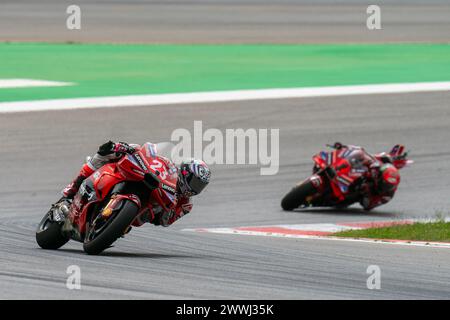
[[45, 198, 81, 241], [306, 170, 346, 206], [58, 193, 141, 242], [47, 198, 70, 222], [308, 174, 325, 193], [312, 166, 347, 202]]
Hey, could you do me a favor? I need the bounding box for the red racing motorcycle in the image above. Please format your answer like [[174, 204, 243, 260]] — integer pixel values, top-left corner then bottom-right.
[[281, 143, 413, 211], [36, 142, 179, 255]]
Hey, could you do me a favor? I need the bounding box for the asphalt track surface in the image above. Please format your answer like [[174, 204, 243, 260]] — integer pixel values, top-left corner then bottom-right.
[[1, 0, 450, 43], [1, 0, 450, 300], [1, 91, 450, 299]]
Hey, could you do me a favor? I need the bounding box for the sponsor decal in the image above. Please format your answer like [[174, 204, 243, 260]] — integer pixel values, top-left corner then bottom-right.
[[132, 168, 145, 176], [341, 148, 352, 158], [337, 176, 351, 186], [181, 203, 193, 213], [134, 154, 148, 171], [387, 177, 398, 184], [351, 168, 367, 174], [161, 183, 176, 194], [168, 166, 177, 175], [129, 194, 140, 203], [165, 191, 176, 202], [145, 142, 157, 158], [339, 183, 349, 193], [79, 182, 95, 201]]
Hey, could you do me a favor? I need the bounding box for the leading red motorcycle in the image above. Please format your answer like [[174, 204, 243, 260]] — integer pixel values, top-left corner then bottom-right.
[[36, 142, 180, 255], [281, 143, 413, 211]]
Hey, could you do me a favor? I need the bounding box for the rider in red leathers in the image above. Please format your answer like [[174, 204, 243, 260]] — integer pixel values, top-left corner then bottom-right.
[[61, 141, 210, 226], [330, 142, 403, 210]]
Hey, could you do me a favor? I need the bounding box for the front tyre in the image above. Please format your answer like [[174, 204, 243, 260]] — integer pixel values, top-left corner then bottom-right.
[[83, 200, 139, 255], [36, 213, 69, 250], [281, 180, 317, 211]]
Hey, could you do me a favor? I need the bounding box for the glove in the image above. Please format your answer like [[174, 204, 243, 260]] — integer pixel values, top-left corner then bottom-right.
[[97, 141, 135, 156], [97, 141, 116, 156], [113, 141, 135, 154]]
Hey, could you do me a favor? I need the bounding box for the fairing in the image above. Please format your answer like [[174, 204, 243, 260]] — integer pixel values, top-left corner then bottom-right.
[[67, 142, 179, 237]]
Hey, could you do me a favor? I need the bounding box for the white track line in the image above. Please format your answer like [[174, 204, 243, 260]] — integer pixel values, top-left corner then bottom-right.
[[0, 79, 73, 89], [1, 81, 450, 113]]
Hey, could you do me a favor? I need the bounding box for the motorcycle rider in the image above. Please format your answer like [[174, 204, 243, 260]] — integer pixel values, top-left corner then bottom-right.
[[61, 141, 211, 226], [330, 142, 403, 211]]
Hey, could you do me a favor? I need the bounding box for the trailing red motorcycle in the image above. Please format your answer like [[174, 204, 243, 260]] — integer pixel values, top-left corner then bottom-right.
[[36, 142, 180, 255], [281, 143, 413, 211]]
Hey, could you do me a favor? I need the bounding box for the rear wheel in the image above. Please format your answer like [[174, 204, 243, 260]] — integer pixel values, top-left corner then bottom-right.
[[36, 212, 69, 250], [281, 181, 317, 211], [83, 200, 139, 255]]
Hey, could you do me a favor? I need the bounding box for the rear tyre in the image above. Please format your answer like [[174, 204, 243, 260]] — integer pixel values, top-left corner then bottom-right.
[[281, 181, 317, 211], [83, 200, 139, 255], [36, 213, 69, 250]]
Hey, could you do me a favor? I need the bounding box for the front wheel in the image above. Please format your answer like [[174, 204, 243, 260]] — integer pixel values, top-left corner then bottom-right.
[[83, 200, 139, 255], [281, 180, 317, 211], [36, 212, 70, 250]]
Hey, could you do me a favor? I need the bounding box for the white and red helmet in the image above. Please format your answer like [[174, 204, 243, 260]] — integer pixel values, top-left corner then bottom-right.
[[179, 159, 211, 196]]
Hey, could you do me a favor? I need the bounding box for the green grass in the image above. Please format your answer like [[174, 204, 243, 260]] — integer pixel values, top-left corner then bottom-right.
[[334, 221, 450, 242], [1, 43, 450, 102]]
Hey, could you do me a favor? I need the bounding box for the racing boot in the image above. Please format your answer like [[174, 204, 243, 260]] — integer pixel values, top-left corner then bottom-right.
[[62, 163, 95, 199]]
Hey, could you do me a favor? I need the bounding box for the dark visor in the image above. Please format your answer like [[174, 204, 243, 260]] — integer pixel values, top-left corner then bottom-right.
[[186, 175, 208, 194]]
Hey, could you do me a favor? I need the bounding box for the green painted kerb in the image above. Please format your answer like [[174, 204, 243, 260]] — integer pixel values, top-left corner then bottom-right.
[[1, 43, 450, 102]]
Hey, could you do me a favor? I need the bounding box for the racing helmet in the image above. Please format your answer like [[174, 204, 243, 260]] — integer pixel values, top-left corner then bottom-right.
[[378, 164, 400, 194], [178, 159, 211, 196]]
